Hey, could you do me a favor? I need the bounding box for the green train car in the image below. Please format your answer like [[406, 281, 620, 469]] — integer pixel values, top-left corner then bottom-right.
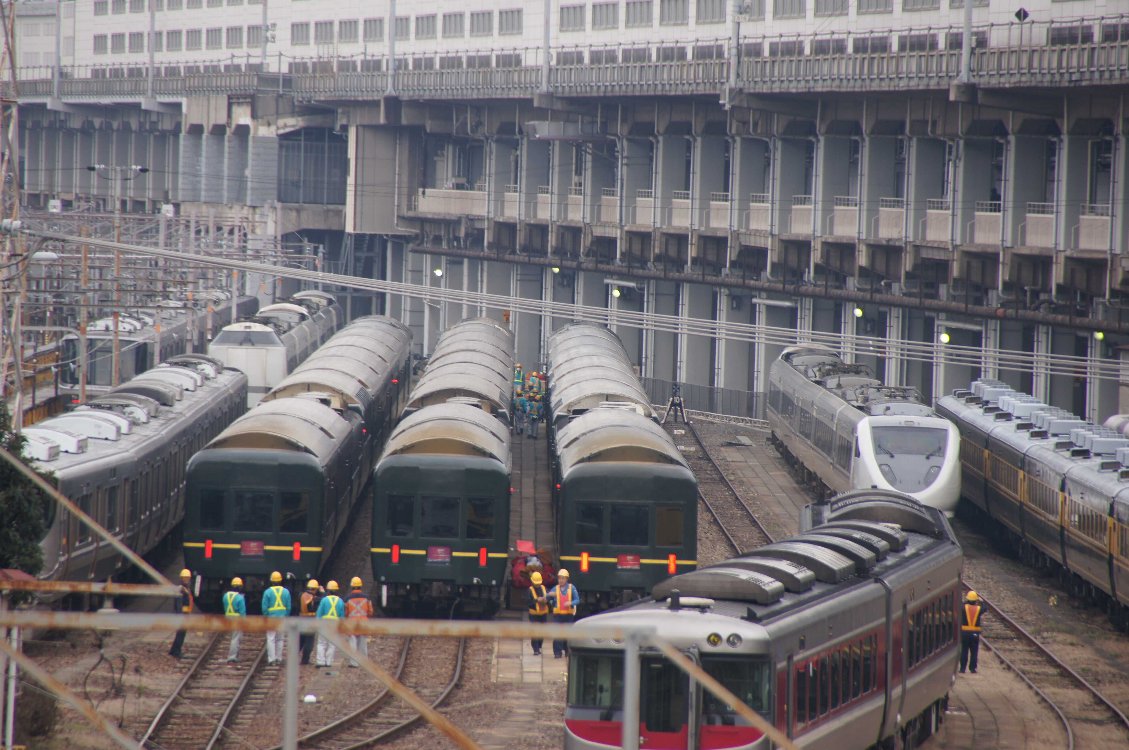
[[372, 402, 512, 616], [184, 316, 412, 610]]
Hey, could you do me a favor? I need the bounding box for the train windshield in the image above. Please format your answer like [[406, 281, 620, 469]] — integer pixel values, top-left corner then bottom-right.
[[870, 426, 947, 458], [701, 656, 771, 723]]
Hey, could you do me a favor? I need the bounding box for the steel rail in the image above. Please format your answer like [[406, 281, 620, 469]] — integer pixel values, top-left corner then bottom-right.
[[682, 420, 776, 555], [205, 638, 270, 750], [966, 585, 1129, 749], [138, 632, 222, 746]]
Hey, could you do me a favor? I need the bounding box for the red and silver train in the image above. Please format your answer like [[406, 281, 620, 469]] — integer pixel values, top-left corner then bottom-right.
[[566, 490, 962, 750]]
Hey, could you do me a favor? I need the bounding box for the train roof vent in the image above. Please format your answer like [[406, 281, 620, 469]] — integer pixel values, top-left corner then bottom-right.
[[652, 568, 785, 605], [1043, 416, 1085, 436], [22, 433, 60, 462], [806, 528, 891, 560], [40, 413, 122, 442], [21, 426, 88, 454], [1002, 397, 1046, 419], [797, 534, 878, 572], [89, 394, 160, 421], [742, 542, 855, 583], [111, 381, 179, 407], [970, 379, 1009, 401], [71, 406, 135, 433], [1116, 447, 1129, 466], [817, 521, 909, 551], [1070, 427, 1098, 448], [1090, 435, 1129, 456], [711, 557, 816, 593]]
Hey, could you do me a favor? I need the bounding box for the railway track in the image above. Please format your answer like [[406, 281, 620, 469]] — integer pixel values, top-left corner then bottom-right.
[[140, 631, 273, 750], [267, 636, 466, 750], [972, 588, 1129, 750], [671, 420, 775, 555]]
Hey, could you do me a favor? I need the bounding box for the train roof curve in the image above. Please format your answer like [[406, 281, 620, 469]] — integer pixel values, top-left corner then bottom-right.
[[380, 402, 511, 466], [206, 398, 350, 459], [550, 377, 654, 418], [556, 408, 687, 473]]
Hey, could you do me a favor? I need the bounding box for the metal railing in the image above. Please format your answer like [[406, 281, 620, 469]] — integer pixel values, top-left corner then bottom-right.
[[834, 195, 859, 208], [1082, 203, 1111, 217], [567, 186, 584, 196], [601, 187, 619, 197], [671, 190, 691, 200], [879, 197, 905, 209], [536, 185, 552, 195], [637, 188, 655, 199], [503, 184, 519, 193], [975, 200, 1002, 213], [1026, 201, 1055, 215], [792, 195, 813, 207], [749, 193, 771, 205], [926, 198, 952, 211], [709, 192, 731, 202]]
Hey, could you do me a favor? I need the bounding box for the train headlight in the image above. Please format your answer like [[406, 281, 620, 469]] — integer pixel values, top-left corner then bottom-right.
[[727, 634, 743, 648], [707, 633, 722, 647]]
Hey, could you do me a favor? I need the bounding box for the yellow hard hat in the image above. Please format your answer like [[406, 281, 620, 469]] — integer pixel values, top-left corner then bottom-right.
[[966, 590, 979, 602], [270, 571, 282, 583], [179, 568, 191, 579], [530, 571, 543, 585], [557, 568, 569, 578], [231, 577, 243, 587], [326, 580, 339, 592], [307, 579, 319, 590], [350, 576, 363, 589]]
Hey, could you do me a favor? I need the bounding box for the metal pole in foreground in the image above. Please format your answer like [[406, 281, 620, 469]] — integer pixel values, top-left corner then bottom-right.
[[0, 595, 6, 750], [282, 623, 299, 750], [621, 634, 641, 750], [959, 0, 974, 83], [2, 625, 16, 750]]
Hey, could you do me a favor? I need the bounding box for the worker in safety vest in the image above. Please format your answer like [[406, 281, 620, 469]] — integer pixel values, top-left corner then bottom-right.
[[960, 590, 985, 674], [548, 569, 579, 659], [345, 577, 375, 667], [527, 395, 542, 439], [527, 571, 549, 656], [315, 580, 345, 667], [261, 571, 292, 666], [168, 569, 195, 659], [223, 577, 247, 663], [298, 579, 321, 665]]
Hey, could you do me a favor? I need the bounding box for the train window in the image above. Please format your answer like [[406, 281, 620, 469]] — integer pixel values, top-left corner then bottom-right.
[[127, 480, 139, 529], [76, 495, 93, 545], [233, 491, 273, 532], [465, 498, 495, 540], [817, 655, 829, 716], [655, 506, 683, 547], [701, 657, 770, 721], [105, 486, 119, 532], [199, 489, 225, 530], [828, 652, 841, 710], [420, 496, 459, 538], [870, 426, 946, 457], [850, 643, 862, 699], [386, 495, 414, 537], [279, 492, 308, 533], [840, 646, 851, 706], [569, 652, 624, 709], [609, 505, 648, 547], [576, 503, 603, 545], [794, 664, 808, 725], [861, 636, 876, 693], [641, 657, 688, 734]]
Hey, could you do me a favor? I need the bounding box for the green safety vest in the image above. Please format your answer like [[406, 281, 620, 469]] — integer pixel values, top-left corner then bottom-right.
[[266, 586, 288, 613], [223, 591, 242, 616]]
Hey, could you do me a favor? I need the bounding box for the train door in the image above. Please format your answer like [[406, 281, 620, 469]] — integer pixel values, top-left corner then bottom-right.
[[639, 654, 694, 749]]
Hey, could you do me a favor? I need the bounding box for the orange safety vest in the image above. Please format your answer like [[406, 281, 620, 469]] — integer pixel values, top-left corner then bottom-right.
[[300, 591, 317, 617], [961, 603, 983, 632], [346, 594, 374, 619], [179, 584, 194, 614], [552, 584, 576, 615], [528, 584, 549, 616]]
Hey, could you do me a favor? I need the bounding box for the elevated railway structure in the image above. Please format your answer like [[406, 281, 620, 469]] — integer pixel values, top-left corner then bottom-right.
[[6, 1, 1129, 422]]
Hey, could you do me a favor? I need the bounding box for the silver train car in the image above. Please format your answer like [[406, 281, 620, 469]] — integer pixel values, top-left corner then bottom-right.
[[767, 345, 961, 516], [936, 380, 1129, 631], [208, 291, 341, 407], [24, 354, 248, 600], [59, 292, 258, 397], [566, 491, 962, 750]]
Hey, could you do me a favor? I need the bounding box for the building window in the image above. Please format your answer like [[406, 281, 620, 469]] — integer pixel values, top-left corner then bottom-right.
[[899, 32, 937, 50], [247, 24, 263, 47], [811, 37, 846, 54], [338, 19, 358, 43], [363, 18, 384, 42], [660, 0, 688, 24], [697, 0, 726, 23], [949, 0, 987, 6], [226, 26, 243, 48], [187, 0, 202, 8], [150, 31, 163, 52], [95, 1, 109, 15], [166, 30, 183, 51], [857, 0, 892, 11], [560, 5, 585, 31], [394, 16, 410, 40], [111, 33, 126, 53], [186, 29, 202, 50], [902, 0, 938, 9], [130, 0, 145, 11], [291, 22, 310, 45], [415, 14, 437, 39], [167, 0, 182, 9], [470, 11, 493, 36], [129, 31, 145, 52], [738, 0, 766, 17], [442, 12, 464, 38], [626, 0, 653, 27], [774, 0, 805, 17], [593, 2, 619, 29], [112, 0, 126, 14], [815, 0, 847, 15], [851, 35, 889, 52], [228, 0, 244, 4], [94, 35, 109, 54], [207, 0, 223, 6], [499, 9, 523, 35], [315, 20, 334, 44]]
